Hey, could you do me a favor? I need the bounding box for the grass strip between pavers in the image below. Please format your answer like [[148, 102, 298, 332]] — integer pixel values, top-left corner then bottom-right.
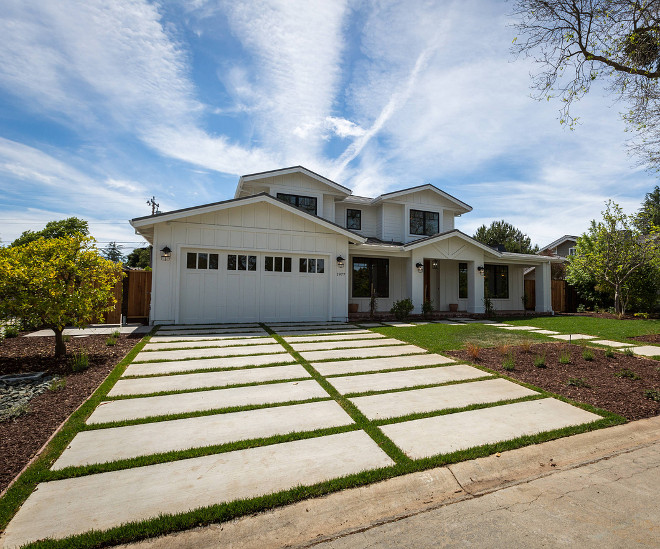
[[121, 360, 297, 378], [3, 322, 627, 549], [131, 349, 287, 364], [0, 327, 157, 532], [339, 374, 495, 398]]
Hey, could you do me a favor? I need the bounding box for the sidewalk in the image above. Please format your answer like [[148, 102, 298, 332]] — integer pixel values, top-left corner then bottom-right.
[[116, 416, 660, 549], [25, 324, 151, 337]]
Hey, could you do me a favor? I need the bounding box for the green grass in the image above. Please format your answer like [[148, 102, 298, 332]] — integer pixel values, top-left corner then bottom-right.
[[501, 315, 660, 342], [372, 323, 549, 353]]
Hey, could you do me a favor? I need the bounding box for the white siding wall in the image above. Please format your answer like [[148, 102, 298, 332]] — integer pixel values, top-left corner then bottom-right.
[[382, 203, 405, 243], [150, 201, 350, 323], [442, 210, 455, 232], [486, 263, 526, 311], [334, 203, 379, 238]]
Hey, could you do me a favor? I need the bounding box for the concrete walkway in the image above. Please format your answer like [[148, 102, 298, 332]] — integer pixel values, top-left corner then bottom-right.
[[113, 416, 660, 549]]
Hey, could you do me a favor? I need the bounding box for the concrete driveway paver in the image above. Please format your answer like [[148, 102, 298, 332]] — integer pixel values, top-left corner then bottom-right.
[[123, 354, 295, 377], [53, 401, 354, 469], [381, 322, 416, 327], [590, 339, 634, 347], [270, 324, 357, 332], [313, 354, 454, 376], [550, 334, 597, 341], [142, 337, 276, 351], [496, 325, 538, 331], [109, 365, 310, 396], [289, 338, 406, 352], [282, 333, 385, 343], [631, 345, 660, 357], [381, 398, 600, 459], [301, 344, 428, 362], [87, 380, 328, 424], [133, 343, 285, 363], [2, 431, 394, 548], [328, 365, 491, 395], [351, 378, 538, 420], [277, 329, 371, 337], [153, 327, 265, 337], [149, 332, 268, 343], [529, 329, 561, 335]]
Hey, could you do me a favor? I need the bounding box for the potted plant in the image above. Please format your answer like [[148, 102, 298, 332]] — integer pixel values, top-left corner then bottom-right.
[[448, 303, 458, 313]]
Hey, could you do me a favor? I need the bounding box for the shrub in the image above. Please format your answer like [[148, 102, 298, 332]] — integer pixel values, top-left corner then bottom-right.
[[69, 349, 90, 372], [623, 347, 635, 357], [605, 348, 615, 358], [465, 343, 481, 361], [502, 353, 515, 371], [614, 369, 641, 380], [483, 294, 495, 318], [577, 304, 586, 313], [520, 340, 532, 353], [533, 353, 546, 368], [63, 334, 72, 343], [567, 377, 590, 388], [49, 378, 66, 391], [644, 388, 660, 402], [559, 350, 571, 364], [497, 344, 510, 356], [106, 336, 117, 346], [634, 312, 649, 319], [421, 299, 434, 319], [607, 306, 616, 314], [582, 348, 594, 361], [111, 329, 121, 338], [4, 325, 19, 338], [390, 299, 414, 320]]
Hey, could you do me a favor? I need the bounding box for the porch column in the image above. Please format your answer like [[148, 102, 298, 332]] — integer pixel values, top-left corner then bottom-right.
[[467, 261, 484, 313], [408, 254, 425, 314], [535, 261, 552, 312]]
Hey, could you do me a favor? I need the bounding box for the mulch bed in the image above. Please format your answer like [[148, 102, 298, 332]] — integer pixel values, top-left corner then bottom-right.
[[448, 342, 660, 421], [0, 333, 140, 493], [631, 334, 660, 344]]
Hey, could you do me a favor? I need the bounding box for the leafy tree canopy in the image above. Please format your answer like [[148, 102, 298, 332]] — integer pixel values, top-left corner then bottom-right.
[[637, 184, 660, 233], [126, 247, 151, 269], [512, 0, 660, 168], [11, 217, 89, 247], [473, 220, 539, 254], [0, 235, 123, 357], [566, 200, 660, 314]]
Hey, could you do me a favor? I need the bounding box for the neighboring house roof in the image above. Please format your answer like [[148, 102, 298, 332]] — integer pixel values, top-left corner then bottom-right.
[[540, 235, 578, 253], [234, 166, 352, 198], [130, 192, 367, 245]]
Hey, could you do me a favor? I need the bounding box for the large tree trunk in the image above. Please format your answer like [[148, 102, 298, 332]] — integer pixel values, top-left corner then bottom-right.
[[614, 285, 622, 315], [53, 327, 66, 358]]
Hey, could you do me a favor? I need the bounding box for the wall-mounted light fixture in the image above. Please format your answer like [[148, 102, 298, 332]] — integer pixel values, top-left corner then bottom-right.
[[160, 246, 172, 261], [416, 262, 424, 273], [477, 265, 485, 276], [432, 259, 439, 270], [337, 255, 345, 268]]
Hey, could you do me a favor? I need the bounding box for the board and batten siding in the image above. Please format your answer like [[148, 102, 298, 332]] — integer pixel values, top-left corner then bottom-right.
[[150, 201, 350, 324], [334, 202, 380, 238]]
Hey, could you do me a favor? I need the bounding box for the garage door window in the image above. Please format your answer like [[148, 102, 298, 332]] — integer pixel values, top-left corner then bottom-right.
[[228, 254, 257, 271], [265, 256, 292, 272], [300, 258, 324, 273], [186, 252, 219, 269]]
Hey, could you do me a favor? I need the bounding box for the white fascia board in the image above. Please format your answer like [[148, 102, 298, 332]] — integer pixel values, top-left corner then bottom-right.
[[130, 194, 366, 243], [404, 231, 502, 257], [371, 184, 472, 213]]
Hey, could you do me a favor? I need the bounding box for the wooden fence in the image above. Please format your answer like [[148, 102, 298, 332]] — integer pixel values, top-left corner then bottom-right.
[[524, 279, 577, 313], [96, 270, 151, 324]]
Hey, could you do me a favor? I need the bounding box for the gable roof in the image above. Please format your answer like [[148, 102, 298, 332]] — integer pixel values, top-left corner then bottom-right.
[[234, 166, 352, 198], [130, 192, 367, 245], [371, 184, 472, 213], [403, 229, 501, 256], [541, 235, 578, 252]]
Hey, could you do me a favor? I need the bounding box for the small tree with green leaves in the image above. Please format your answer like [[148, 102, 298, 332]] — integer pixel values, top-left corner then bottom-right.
[[11, 217, 89, 247], [0, 235, 123, 357], [473, 220, 538, 254], [101, 241, 125, 263], [637, 185, 660, 235], [125, 247, 151, 269], [567, 201, 660, 315]]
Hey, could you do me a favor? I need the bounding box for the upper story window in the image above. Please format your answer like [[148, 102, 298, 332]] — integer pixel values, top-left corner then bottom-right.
[[410, 209, 439, 236], [346, 209, 361, 230], [568, 247, 576, 256], [276, 193, 317, 216]]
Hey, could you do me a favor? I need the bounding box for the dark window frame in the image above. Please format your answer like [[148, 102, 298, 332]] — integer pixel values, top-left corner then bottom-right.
[[352, 257, 389, 298], [458, 262, 468, 299], [409, 209, 440, 236], [484, 264, 509, 299], [346, 208, 362, 230], [276, 193, 318, 216]]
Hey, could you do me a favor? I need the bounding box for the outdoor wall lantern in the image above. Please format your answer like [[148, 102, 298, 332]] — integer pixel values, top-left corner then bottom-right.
[[160, 246, 172, 261], [416, 262, 424, 273], [477, 265, 485, 276], [337, 255, 345, 268], [432, 259, 439, 269]]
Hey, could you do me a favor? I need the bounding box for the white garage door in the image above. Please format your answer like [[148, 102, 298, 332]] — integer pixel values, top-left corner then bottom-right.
[[179, 250, 330, 323]]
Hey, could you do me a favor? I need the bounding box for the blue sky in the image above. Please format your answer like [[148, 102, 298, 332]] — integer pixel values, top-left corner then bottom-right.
[[0, 0, 656, 251]]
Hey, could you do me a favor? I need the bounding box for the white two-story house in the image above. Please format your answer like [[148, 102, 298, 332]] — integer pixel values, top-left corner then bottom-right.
[[130, 166, 554, 324]]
